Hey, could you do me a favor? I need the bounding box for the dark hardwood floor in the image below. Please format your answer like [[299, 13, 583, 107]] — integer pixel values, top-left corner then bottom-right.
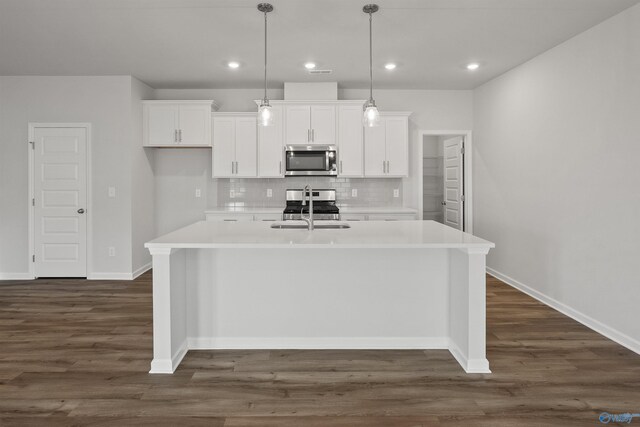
[[0, 272, 638, 426]]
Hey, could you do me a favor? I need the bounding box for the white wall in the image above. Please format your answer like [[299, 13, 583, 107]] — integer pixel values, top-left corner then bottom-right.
[[473, 4, 640, 350], [0, 76, 135, 277], [153, 88, 473, 233], [130, 77, 155, 274]]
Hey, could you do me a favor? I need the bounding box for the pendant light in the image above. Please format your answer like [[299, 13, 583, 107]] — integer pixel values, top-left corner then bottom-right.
[[257, 3, 274, 126], [363, 4, 380, 127]]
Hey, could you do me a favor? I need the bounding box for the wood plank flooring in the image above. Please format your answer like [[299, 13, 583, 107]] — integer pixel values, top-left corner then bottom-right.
[[0, 272, 638, 426]]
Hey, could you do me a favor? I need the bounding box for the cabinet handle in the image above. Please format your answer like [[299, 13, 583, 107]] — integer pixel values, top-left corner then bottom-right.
[[386, 161, 390, 174], [279, 160, 282, 175], [231, 161, 235, 174], [382, 160, 386, 174], [179, 129, 182, 142], [235, 161, 239, 174], [340, 160, 343, 174], [312, 129, 315, 142], [224, 219, 238, 222], [307, 129, 310, 142], [174, 129, 178, 142]]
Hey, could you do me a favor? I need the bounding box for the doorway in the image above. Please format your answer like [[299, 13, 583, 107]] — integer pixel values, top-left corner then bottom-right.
[[28, 124, 92, 278], [419, 131, 472, 232]]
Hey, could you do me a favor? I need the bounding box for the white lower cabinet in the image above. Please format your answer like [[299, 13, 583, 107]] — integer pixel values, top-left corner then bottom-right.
[[205, 211, 416, 222]]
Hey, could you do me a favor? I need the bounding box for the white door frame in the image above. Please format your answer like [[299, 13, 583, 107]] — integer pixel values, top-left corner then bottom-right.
[[417, 130, 473, 234], [28, 123, 92, 278]]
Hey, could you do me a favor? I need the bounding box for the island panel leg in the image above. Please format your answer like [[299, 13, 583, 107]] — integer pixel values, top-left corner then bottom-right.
[[448, 247, 491, 373], [148, 248, 188, 374]]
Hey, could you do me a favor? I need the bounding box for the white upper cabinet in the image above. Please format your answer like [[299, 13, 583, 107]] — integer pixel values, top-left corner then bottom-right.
[[337, 105, 364, 177], [364, 113, 410, 178], [212, 113, 257, 178], [143, 100, 216, 147], [284, 103, 336, 145], [258, 105, 284, 178]]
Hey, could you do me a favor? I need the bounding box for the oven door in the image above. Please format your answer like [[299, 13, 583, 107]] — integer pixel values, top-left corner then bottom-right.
[[285, 145, 337, 176]]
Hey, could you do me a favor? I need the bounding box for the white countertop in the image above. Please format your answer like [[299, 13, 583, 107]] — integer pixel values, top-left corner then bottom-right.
[[145, 220, 494, 250], [204, 207, 418, 214]]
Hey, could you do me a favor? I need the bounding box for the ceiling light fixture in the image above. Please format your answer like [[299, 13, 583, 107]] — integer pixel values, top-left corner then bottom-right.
[[466, 63, 480, 71], [363, 4, 380, 127], [304, 62, 316, 70], [257, 3, 274, 127], [228, 61, 240, 69], [385, 63, 396, 70]]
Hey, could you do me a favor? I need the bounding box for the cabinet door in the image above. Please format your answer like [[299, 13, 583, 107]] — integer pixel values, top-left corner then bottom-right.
[[363, 121, 387, 177], [178, 104, 211, 146], [337, 105, 363, 177], [258, 105, 284, 177], [234, 117, 258, 177], [310, 105, 336, 145], [212, 117, 235, 177], [285, 105, 311, 145], [385, 116, 409, 177], [145, 104, 178, 146]]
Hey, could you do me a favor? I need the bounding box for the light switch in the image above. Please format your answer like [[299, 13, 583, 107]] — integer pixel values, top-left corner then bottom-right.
[[195, 188, 201, 198], [393, 189, 400, 198], [267, 189, 273, 198], [230, 189, 235, 199], [108, 187, 116, 198], [351, 189, 358, 198]]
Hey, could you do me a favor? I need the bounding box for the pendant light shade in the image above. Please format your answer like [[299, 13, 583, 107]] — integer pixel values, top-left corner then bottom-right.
[[363, 4, 380, 127], [257, 3, 274, 126]]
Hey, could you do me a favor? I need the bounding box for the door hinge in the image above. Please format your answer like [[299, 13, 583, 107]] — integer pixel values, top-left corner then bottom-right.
[[460, 145, 465, 155], [29, 141, 35, 149], [461, 195, 466, 202], [32, 198, 35, 206], [32, 255, 35, 262]]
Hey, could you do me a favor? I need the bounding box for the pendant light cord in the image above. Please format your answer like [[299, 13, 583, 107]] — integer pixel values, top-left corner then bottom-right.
[[369, 10, 373, 102], [263, 10, 268, 102]]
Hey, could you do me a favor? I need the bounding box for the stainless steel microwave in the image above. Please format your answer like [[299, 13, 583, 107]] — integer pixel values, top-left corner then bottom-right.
[[284, 145, 338, 176]]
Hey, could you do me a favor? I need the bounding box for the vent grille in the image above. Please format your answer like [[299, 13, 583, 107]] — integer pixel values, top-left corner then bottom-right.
[[308, 69, 333, 75]]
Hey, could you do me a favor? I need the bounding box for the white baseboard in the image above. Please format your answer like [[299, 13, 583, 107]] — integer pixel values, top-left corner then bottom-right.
[[149, 340, 188, 374], [188, 337, 450, 350], [87, 263, 151, 281], [487, 267, 640, 356], [448, 341, 491, 373], [132, 262, 151, 280], [0, 272, 34, 281]]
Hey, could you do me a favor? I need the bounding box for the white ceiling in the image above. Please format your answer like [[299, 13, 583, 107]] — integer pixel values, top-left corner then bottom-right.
[[1, 0, 638, 89]]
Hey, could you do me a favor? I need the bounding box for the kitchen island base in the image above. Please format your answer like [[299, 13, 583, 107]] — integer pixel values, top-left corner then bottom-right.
[[147, 233, 492, 374]]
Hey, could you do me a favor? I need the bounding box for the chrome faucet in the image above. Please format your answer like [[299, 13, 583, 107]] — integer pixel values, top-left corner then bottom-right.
[[300, 184, 314, 231]]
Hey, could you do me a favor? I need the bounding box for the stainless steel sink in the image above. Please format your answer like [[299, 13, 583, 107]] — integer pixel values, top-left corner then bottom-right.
[[270, 222, 351, 230]]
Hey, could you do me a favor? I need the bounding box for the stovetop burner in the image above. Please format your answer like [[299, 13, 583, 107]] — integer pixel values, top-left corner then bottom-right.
[[283, 189, 340, 221]]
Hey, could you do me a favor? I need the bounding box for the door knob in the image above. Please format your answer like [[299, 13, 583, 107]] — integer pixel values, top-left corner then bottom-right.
[[77, 208, 85, 214], [441, 201, 446, 206]]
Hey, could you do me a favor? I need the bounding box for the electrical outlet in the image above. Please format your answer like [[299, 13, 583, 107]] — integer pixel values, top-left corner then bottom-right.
[[195, 188, 201, 198], [267, 189, 273, 198], [230, 189, 235, 199], [108, 247, 115, 257], [393, 189, 400, 198], [108, 186, 116, 198], [351, 189, 358, 198]]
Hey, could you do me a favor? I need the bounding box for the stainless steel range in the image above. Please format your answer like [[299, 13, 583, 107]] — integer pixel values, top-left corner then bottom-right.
[[283, 189, 340, 221]]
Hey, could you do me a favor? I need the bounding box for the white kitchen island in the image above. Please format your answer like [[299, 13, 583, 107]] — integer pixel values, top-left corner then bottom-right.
[[145, 220, 495, 374]]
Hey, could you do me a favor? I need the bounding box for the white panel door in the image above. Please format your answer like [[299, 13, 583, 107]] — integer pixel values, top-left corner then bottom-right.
[[363, 121, 387, 176], [178, 105, 211, 146], [146, 105, 178, 146], [234, 117, 258, 177], [212, 117, 235, 177], [385, 116, 409, 176], [285, 105, 311, 145], [258, 106, 284, 177], [443, 136, 464, 230], [310, 105, 336, 145], [34, 127, 87, 277], [337, 105, 363, 177]]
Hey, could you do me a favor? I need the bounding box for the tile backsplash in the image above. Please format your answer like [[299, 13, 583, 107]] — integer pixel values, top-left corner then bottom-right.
[[214, 177, 403, 208]]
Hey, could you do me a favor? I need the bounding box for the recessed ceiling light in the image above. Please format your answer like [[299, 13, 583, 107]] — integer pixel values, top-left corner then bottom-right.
[[304, 62, 316, 70], [466, 63, 480, 71], [228, 61, 240, 69], [385, 63, 396, 70]]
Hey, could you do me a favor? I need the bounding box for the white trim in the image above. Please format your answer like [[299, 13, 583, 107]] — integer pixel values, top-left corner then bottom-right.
[[417, 130, 473, 234], [448, 341, 491, 374], [188, 337, 450, 350], [149, 340, 188, 374], [87, 272, 132, 281], [0, 273, 35, 281], [487, 267, 640, 356], [132, 262, 152, 280], [28, 123, 92, 279]]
